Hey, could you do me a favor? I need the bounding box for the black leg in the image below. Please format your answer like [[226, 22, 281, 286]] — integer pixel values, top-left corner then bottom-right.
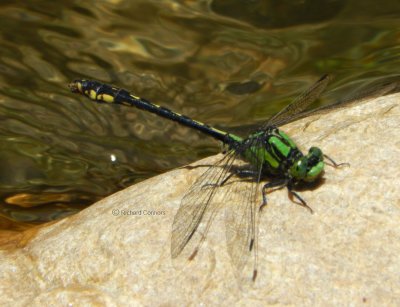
[[235, 169, 259, 178], [324, 154, 350, 168], [287, 184, 314, 214], [220, 169, 259, 186], [260, 179, 288, 212], [203, 168, 258, 189]]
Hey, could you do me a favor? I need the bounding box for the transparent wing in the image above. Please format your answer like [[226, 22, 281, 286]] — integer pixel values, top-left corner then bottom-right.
[[224, 135, 265, 281], [171, 149, 241, 259], [301, 79, 400, 114], [265, 74, 331, 127], [268, 78, 400, 127]]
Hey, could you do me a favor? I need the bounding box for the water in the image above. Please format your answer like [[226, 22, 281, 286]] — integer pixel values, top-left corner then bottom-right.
[[1, 0, 399, 229]]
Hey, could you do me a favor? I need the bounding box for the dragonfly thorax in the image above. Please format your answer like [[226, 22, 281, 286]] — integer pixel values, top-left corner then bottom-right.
[[244, 127, 325, 183]]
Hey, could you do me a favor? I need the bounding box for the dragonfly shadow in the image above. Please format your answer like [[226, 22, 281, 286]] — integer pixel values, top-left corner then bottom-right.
[[292, 176, 326, 192], [179, 164, 214, 170]]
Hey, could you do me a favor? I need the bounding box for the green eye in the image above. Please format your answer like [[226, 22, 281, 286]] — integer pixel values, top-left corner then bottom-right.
[[308, 147, 323, 159], [290, 148, 325, 181], [305, 161, 325, 182]]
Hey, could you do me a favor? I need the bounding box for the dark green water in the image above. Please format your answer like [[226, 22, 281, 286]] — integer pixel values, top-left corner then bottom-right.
[[1, 0, 399, 229]]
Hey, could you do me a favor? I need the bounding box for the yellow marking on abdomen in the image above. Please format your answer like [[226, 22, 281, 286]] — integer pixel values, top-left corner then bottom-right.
[[89, 89, 97, 100], [130, 94, 141, 100], [99, 94, 115, 103]]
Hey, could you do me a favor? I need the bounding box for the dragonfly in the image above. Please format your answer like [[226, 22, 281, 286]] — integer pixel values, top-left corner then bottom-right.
[[69, 75, 346, 281]]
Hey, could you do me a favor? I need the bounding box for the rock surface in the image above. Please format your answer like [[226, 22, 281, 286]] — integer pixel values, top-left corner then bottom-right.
[[1, 93, 399, 306]]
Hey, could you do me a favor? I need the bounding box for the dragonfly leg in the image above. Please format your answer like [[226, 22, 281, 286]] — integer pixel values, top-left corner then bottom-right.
[[324, 154, 350, 168], [287, 183, 314, 214], [234, 169, 259, 179], [260, 179, 288, 212], [218, 172, 236, 186], [205, 169, 258, 188]]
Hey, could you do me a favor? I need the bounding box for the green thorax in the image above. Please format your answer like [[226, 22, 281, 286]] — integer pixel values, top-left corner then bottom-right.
[[229, 127, 302, 175], [228, 127, 325, 182]]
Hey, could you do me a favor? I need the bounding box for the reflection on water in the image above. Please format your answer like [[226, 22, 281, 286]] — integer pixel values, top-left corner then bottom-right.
[[0, 0, 400, 229]]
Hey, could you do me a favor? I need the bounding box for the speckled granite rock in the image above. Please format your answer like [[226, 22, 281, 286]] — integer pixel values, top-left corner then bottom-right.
[[1, 93, 399, 306]]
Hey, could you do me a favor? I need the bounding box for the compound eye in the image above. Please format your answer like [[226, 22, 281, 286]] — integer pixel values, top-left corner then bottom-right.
[[305, 161, 325, 182], [308, 147, 322, 157], [306, 147, 324, 168]]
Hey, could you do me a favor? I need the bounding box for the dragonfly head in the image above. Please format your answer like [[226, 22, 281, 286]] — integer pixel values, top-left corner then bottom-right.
[[289, 147, 325, 182]]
